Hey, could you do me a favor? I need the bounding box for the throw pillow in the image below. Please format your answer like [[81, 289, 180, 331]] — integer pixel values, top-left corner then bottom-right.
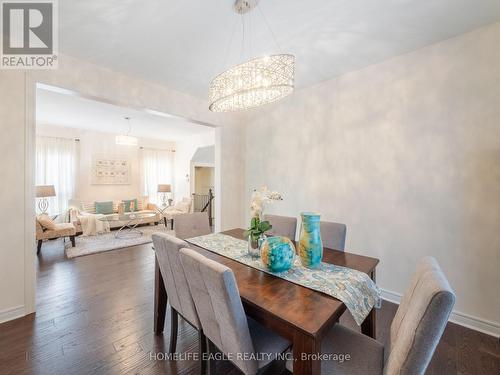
[[37, 214, 57, 230], [123, 198, 139, 212], [95, 201, 114, 215]]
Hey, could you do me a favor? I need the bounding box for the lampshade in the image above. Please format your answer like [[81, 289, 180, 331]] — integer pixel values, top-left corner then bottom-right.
[[157, 184, 171, 193], [115, 135, 138, 146], [36, 185, 56, 198]]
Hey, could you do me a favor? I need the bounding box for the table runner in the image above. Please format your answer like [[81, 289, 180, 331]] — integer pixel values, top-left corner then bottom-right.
[[187, 233, 381, 326]]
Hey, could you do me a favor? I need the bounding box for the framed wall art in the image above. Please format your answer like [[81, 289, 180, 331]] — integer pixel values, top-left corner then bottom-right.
[[91, 154, 131, 185]]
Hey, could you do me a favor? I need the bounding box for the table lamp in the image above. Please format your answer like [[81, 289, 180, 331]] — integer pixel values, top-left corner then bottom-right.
[[157, 184, 172, 206], [36, 185, 56, 214]]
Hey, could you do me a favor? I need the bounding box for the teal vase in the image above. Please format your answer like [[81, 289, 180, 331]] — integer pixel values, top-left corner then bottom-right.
[[260, 236, 296, 272], [298, 213, 323, 268]]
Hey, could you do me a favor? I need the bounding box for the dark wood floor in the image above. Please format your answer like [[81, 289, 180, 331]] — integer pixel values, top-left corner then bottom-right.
[[0, 242, 498, 375]]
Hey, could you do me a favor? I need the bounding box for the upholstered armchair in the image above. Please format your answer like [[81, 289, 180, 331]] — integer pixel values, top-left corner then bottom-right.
[[157, 197, 193, 229], [36, 218, 76, 254]]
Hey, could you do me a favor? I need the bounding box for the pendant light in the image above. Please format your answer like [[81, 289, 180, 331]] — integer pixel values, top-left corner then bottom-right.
[[208, 0, 295, 112], [116, 117, 138, 146]]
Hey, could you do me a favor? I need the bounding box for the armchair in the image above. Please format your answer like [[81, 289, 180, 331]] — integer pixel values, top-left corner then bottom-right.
[[36, 219, 76, 254]]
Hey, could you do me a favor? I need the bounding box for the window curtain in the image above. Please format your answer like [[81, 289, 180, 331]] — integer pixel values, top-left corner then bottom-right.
[[36, 136, 77, 216], [140, 148, 174, 204]]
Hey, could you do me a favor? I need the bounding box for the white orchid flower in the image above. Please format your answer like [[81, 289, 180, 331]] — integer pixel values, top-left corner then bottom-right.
[[249, 186, 283, 218]]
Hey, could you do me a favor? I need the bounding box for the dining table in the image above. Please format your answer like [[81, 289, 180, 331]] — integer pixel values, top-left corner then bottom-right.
[[153, 228, 379, 375]]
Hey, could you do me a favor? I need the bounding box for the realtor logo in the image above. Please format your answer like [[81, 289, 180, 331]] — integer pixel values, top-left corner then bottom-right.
[[1, 0, 58, 69]]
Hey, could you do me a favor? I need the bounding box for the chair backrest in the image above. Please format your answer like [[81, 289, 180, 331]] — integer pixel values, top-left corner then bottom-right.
[[320, 221, 347, 251], [151, 233, 200, 329], [174, 212, 211, 240], [385, 257, 455, 375], [179, 248, 258, 375], [263, 214, 297, 240]]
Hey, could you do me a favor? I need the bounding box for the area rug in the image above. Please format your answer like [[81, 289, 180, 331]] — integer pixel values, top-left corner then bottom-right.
[[63, 225, 174, 259]]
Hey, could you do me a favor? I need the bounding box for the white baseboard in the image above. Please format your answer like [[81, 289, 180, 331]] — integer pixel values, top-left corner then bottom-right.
[[0, 305, 25, 324], [381, 289, 500, 338], [449, 310, 500, 338], [380, 289, 403, 305]]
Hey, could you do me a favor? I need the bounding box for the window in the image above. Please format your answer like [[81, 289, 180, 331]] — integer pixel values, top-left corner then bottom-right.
[[36, 136, 77, 215], [140, 148, 174, 204]]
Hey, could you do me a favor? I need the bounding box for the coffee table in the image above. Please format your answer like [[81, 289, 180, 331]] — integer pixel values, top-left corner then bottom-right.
[[99, 212, 157, 238]]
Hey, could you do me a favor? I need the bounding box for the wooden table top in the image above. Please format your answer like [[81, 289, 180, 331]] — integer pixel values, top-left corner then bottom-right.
[[188, 228, 379, 338]]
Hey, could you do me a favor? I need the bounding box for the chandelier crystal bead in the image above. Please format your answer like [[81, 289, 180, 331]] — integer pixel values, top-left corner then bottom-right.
[[209, 54, 295, 112]]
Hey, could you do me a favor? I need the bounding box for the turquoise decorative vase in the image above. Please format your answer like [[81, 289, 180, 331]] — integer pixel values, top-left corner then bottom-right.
[[298, 212, 323, 268], [260, 236, 296, 273]]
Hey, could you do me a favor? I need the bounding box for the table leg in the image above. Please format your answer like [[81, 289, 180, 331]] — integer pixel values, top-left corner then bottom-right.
[[154, 257, 168, 334], [115, 219, 132, 238], [293, 330, 321, 375], [115, 219, 143, 238], [130, 220, 143, 234], [361, 269, 377, 339]]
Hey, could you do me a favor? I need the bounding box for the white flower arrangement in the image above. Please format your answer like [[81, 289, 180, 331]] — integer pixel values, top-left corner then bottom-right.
[[250, 186, 283, 218]]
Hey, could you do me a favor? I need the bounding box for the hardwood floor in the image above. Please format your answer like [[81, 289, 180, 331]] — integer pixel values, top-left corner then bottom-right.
[[0, 242, 498, 374]]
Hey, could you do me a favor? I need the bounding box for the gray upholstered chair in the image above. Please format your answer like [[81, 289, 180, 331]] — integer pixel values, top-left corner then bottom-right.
[[179, 248, 291, 375], [287, 256, 455, 374], [151, 233, 206, 373], [174, 212, 211, 240], [320, 221, 347, 250], [263, 214, 297, 240]]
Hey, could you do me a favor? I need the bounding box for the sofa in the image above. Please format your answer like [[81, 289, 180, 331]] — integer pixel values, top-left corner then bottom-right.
[[69, 197, 161, 233]]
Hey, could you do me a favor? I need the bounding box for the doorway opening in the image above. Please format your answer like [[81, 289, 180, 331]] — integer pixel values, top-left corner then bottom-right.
[[32, 82, 219, 299], [192, 164, 215, 227]]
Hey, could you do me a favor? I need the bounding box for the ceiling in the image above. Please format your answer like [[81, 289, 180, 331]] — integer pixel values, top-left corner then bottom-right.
[[59, 0, 500, 99], [36, 86, 214, 141]]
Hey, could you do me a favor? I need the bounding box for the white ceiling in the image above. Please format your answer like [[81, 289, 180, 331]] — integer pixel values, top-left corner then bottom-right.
[[36, 87, 214, 141], [59, 0, 500, 99]]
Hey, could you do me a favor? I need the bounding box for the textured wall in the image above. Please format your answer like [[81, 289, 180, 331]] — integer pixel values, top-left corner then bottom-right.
[[244, 23, 500, 326]]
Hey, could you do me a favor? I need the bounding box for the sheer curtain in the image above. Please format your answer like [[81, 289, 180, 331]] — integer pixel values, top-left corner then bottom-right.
[[36, 136, 77, 215], [140, 148, 174, 204]]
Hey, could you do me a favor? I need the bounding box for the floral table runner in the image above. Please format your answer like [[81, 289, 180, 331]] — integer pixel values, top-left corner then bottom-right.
[[186, 233, 381, 325]]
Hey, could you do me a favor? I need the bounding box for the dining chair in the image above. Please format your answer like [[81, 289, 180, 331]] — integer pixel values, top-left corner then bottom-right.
[[287, 256, 455, 374], [151, 233, 206, 374], [320, 221, 347, 250], [262, 214, 297, 240], [179, 247, 291, 375], [174, 212, 211, 240]]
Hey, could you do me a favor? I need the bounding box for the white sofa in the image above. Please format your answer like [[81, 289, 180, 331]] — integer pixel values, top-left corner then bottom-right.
[[69, 197, 161, 233]]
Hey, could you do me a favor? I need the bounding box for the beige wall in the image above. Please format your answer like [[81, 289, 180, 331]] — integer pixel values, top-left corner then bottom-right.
[[217, 124, 245, 232], [0, 55, 245, 322], [195, 167, 214, 195], [244, 23, 500, 333], [0, 72, 29, 321]]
